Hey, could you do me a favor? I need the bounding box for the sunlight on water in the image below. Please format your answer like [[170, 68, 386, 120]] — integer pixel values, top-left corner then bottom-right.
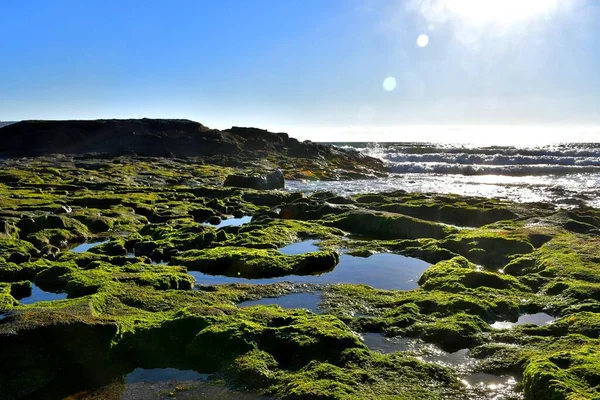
[[289, 142, 600, 208], [491, 313, 554, 330], [362, 333, 522, 399]]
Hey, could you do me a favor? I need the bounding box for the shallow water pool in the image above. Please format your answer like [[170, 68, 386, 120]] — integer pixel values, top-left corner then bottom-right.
[[189, 250, 430, 290], [238, 292, 322, 313], [19, 283, 67, 305], [490, 312, 554, 329], [362, 333, 470, 368], [70, 239, 109, 253], [126, 368, 209, 383], [278, 239, 319, 255], [362, 333, 521, 399], [202, 216, 252, 228], [72, 367, 270, 399]]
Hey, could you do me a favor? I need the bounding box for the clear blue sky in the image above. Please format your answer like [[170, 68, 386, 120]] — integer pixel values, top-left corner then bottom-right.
[[2, 0, 600, 141]]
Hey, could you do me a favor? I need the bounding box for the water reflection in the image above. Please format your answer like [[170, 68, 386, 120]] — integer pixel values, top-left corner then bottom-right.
[[189, 251, 430, 290], [71, 367, 270, 399], [19, 284, 67, 305], [362, 333, 471, 370], [279, 240, 319, 255], [202, 216, 252, 228], [362, 333, 522, 399], [491, 313, 554, 330], [238, 292, 322, 313], [70, 240, 109, 253]]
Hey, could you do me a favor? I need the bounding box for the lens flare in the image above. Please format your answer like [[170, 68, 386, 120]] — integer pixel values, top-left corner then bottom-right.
[[416, 34, 429, 47], [382, 77, 397, 91]]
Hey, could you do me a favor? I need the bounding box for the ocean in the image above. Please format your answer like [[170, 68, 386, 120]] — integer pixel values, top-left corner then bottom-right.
[[286, 142, 600, 208]]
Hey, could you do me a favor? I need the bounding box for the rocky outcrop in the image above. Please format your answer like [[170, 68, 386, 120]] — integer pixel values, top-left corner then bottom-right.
[[0, 119, 386, 177]]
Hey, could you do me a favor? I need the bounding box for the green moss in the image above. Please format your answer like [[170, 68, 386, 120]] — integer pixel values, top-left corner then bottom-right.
[[1, 156, 599, 399], [325, 210, 454, 240], [440, 230, 535, 268], [172, 246, 340, 278], [405, 313, 488, 352], [418, 256, 531, 293], [225, 218, 345, 249], [0, 238, 38, 259]]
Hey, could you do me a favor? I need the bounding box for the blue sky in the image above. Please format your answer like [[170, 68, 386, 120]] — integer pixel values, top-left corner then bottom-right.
[[1, 0, 600, 141]]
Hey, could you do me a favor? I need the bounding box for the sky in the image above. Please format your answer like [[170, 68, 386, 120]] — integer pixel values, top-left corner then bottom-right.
[[1, 0, 600, 142]]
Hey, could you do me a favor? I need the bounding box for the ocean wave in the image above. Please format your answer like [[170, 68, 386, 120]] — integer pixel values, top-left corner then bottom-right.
[[385, 153, 600, 167], [388, 162, 600, 176], [334, 143, 600, 159]]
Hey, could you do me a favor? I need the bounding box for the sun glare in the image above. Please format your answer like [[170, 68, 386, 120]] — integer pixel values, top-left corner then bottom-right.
[[439, 0, 558, 25], [416, 34, 429, 47]]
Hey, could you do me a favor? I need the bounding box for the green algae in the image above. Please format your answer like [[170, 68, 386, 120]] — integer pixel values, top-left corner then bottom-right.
[[1, 156, 600, 399], [172, 246, 340, 278]]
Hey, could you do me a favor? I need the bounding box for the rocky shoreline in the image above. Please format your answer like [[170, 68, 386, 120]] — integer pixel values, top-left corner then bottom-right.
[[0, 123, 599, 399], [0, 119, 386, 181]]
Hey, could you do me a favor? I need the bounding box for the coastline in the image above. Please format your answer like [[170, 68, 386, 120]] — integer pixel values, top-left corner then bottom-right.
[[0, 126, 598, 399]]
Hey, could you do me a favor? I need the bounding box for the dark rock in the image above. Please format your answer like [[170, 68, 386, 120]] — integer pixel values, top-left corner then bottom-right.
[[310, 191, 338, 200], [224, 169, 285, 190], [279, 201, 356, 220], [189, 207, 215, 222], [232, 210, 245, 218], [54, 205, 72, 214], [0, 120, 387, 178], [207, 216, 222, 225], [326, 196, 356, 205], [242, 192, 288, 207], [134, 241, 159, 258], [564, 220, 597, 235], [8, 252, 30, 264], [10, 281, 32, 300], [15, 217, 35, 235]]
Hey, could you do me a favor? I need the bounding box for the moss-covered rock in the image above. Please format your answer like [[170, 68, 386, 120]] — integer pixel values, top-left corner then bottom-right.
[[326, 210, 453, 240], [172, 246, 340, 278]]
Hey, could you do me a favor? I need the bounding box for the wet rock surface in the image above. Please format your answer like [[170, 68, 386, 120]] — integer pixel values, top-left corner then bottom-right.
[[224, 169, 285, 190], [0, 153, 598, 399]]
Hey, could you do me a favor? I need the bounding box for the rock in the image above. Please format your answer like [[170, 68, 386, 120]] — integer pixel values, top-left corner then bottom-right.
[[279, 201, 356, 220], [265, 169, 284, 189], [0, 120, 387, 178], [224, 169, 285, 190], [232, 210, 245, 218], [189, 207, 215, 222], [207, 215, 222, 225], [54, 205, 72, 214], [7, 252, 30, 263]]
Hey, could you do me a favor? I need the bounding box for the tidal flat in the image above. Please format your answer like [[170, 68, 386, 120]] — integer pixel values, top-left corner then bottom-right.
[[0, 153, 599, 400]]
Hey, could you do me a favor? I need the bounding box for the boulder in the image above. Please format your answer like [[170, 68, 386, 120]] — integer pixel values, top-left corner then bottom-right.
[[224, 170, 284, 190]]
